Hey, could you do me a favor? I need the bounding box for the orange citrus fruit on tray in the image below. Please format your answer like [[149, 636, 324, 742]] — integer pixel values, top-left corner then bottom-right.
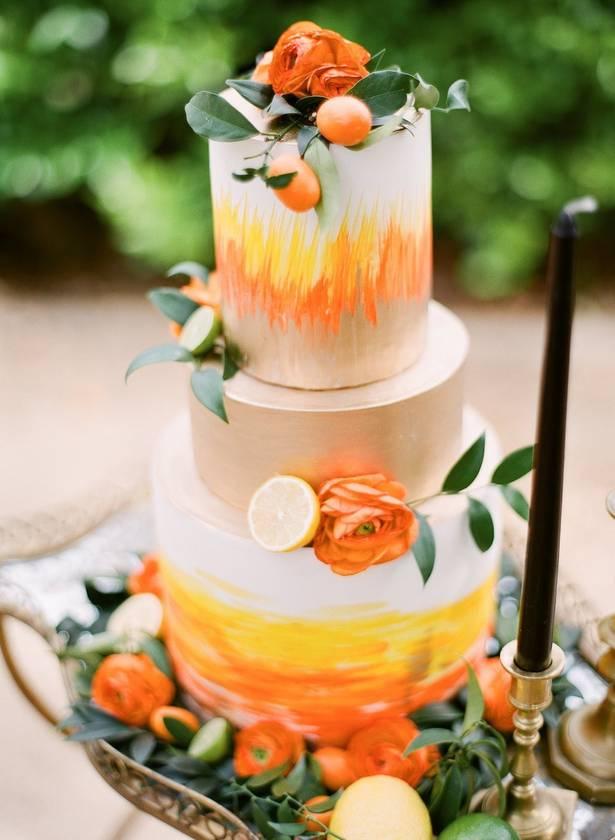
[[267, 154, 321, 211], [301, 795, 333, 831], [248, 475, 320, 551], [149, 706, 200, 742], [316, 95, 372, 146], [313, 746, 356, 790]]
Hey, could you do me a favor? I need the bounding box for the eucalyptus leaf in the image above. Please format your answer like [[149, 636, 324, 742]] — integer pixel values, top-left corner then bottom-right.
[[349, 69, 412, 117], [348, 112, 403, 151], [462, 663, 485, 732], [246, 761, 289, 789], [304, 138, 340, 232], [129, 732, 157, 765], [410, 702, 464, 729], [272, 753, 306, 796], [500, 484, 530, 521], [139, 635, 173, 678], [434, 78, 471, 113], [297, 125, 319, 157], [429, 764, 464, 833], [491, 444, 534, 484], [442, 432, 486, 492], [167, 261, 209, 283], [251, 801, 277, 839], [147, 288, 199, 325], [222, 347, 240, 380], [304, 789, 342, 812], [412, 72, 440, 109], [294, 95, 326, 115], [403, 727, 459, 757], [468, 497, 495, 552], [163, 716, 196, 747], [267, 825, 304, 837], [125, 344, 194, 382], [185, 91, 257, 141], [191, 368, 228, 423], [267, 94, 301, 117], [265, 171, 297, 189], [226, 78, 274, 109], [412, 512, 436, 585], [365, 48, 386, 72], [187, 776, 218, 796]]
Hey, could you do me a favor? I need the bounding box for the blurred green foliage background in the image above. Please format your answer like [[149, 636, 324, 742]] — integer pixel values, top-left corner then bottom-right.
[[2, 0, 614, 296]]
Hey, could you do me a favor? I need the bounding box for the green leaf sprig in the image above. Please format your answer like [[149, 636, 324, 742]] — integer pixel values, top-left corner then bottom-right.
[[404, 664, 508, 834], [125, 262, 240, 424], [407, 438, 534, 581]]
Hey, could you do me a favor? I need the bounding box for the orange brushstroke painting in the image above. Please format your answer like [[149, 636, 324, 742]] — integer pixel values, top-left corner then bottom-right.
[[160, 560, 494, 745], [214, 196, 432, 334]]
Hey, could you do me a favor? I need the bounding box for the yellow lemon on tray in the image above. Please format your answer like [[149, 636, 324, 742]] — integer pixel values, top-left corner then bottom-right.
[[328, 775, 432, 840], [248, 475, 320, 552]]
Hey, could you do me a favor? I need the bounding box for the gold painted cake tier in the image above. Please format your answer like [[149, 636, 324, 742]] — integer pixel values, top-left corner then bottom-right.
[[191, 301, 467, 509]]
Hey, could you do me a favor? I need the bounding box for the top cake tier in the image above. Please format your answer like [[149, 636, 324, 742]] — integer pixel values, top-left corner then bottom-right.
[[209, 94, 432, 389]]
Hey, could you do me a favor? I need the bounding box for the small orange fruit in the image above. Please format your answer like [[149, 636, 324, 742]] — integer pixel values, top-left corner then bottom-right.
[[301, 795, 333, 831], [313, 746, 356, 791], [267, 154, 320, 212], [149, 705, 201, 742], [316, 96, 372, 146]]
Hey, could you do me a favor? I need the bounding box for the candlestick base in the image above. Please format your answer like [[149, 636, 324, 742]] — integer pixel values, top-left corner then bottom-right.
[[546, 615, 615, 804], [481, 641, 573, 840]]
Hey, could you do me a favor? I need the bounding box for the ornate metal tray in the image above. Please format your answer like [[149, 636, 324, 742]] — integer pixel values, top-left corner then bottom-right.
[[0, 508, 613, 840]]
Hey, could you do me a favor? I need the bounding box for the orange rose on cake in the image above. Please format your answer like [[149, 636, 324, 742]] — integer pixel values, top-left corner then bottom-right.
[[348, 718, 437, 786], [314, 474, 419, 575], [266, 21, 370, 98], [234, 720, 305, 777]]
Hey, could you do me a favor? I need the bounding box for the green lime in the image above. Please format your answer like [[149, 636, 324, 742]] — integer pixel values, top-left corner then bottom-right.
[[187, 717, 233, 764], [439, 814, 520, 840], [179, 305, 221, 356]]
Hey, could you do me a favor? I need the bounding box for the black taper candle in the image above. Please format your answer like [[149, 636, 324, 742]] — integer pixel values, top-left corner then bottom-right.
[[515, 205, 580, 673]]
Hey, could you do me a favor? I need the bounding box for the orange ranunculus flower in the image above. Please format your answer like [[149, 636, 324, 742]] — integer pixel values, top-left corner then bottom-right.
[[348, 718, 437, 787], [127, 553, 163, 598], [313, 474, 419, 576], [269, 22, 370, 98], [91, 653, 175, 727], [234, 720, 305, 777], [475, 657, 515, 733], [252, 50, 273, 83]]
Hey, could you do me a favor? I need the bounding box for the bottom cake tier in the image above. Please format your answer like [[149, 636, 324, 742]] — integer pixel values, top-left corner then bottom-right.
[[152, 408, 502, 745]]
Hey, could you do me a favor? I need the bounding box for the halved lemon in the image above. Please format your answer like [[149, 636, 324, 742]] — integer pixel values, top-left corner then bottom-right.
[[179, 305, 221, 356], [107, 593, 164, 641], [248, 475, 320, 552]]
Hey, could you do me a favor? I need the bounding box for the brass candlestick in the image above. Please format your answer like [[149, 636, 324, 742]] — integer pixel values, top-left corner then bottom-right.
[[547, 613, 615, 803], [482, 641, 569, 839]]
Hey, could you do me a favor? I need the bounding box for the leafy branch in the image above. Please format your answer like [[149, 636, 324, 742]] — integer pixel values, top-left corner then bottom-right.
[[404, 664, 508, 834], [407, 438, 534, 583]]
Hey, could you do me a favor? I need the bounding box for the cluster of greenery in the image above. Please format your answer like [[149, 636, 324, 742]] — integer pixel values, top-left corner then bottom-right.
[[3, 1, 613, 295]]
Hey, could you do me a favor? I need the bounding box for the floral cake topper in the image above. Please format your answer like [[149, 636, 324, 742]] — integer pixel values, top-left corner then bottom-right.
[[184, 20, 470, 224]]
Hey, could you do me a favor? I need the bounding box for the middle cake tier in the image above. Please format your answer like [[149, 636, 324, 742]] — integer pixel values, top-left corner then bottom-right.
[[191, 301, 467, 509]]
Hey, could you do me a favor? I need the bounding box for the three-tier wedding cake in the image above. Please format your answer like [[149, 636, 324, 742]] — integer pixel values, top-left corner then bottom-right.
[[136, 20, 503, 746]]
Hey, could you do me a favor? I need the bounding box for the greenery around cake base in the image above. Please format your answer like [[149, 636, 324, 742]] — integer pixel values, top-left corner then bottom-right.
[[57, 554, 581, 839]]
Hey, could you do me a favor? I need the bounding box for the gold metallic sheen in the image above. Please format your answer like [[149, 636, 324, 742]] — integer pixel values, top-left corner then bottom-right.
[[547, 614, 615, 803], [482, 641, 571, 840], [191, 303, 466, 509]]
